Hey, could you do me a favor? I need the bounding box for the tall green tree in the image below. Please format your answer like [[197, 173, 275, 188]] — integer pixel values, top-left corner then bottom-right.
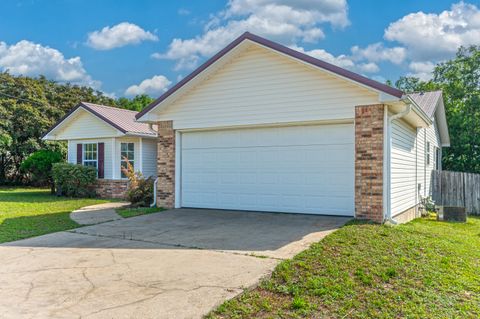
[[0, 72, 156, 184], [395, 45, 480, 173], [117, 94, 154, 111], [0, 73, 116, 184]]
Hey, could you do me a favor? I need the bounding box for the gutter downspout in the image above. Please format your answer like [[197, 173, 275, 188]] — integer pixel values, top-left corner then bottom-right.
[[385, 102, 412, 224], [150, 177, 159, 207]]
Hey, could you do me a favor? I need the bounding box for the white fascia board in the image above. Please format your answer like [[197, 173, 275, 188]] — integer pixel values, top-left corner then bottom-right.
[[435, 99, 451, 147], [124, 132, 157, 138], [404, 96, 433, 126]]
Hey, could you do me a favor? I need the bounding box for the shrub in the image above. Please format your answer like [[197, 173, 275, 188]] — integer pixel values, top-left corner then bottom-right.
[[121, 158, 154, 207], [20, 150, 63, 193], [420, 196, 437, 216], [52, 163, 97, 197]]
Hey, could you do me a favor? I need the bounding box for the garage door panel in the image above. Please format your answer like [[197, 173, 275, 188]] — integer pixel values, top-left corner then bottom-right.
[[181, 124, 354, 216]]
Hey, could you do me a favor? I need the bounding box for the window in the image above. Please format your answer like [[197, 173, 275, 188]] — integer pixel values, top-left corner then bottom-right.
[[435, 147, 440, 170], [120, 142, 134, 178], [83, 143, 98, 169], [426, 141, 431, 166]]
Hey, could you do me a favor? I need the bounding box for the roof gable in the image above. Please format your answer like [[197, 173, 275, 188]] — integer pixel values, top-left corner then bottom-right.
[[43, 102, 156, 140], [408, 90, 450, 147], [44, 107, 120, 140], [136, 32, 404, 121]]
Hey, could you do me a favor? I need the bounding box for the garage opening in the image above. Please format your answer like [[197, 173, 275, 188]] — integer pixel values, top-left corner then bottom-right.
[[180, 124, 354, 216]]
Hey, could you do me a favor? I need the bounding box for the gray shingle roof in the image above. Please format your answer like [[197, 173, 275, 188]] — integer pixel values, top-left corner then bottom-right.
[[407, 91, 442, 118]]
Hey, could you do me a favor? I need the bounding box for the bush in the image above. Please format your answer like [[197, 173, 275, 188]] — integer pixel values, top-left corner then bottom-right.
[[20, 150, 63, 192], [52, 163, 97, 197], [121, 159, 154, 207], [420, 196, 437, 216]]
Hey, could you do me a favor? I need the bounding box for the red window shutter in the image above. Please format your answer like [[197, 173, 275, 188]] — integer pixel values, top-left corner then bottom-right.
[[98, 142, 105, 179], [76, 144, 82, 164]]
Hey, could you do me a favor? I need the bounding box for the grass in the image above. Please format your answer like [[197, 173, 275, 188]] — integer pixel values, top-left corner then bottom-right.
[[0, 187, 112, 243], [116, 206, 163, 218], [207, 216, 480, 319]]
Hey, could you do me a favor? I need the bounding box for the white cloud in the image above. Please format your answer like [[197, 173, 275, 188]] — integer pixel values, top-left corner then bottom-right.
[[291, 45, 379, 74], [351, 42, 406, 65], [407, 61, 436, 81], [125, 75, 171, 96], [384, 1, 480, 61], [0, 40, 99, 88], [154, 0, 349, 70], [357, 62, 380, 73], [87, 22, 158, 50]]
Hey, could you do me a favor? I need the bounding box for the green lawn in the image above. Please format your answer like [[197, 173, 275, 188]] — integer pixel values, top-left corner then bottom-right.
[[116, 206, 163, 218], [0, 187, 112, 243], [208, 217, 480, 319]]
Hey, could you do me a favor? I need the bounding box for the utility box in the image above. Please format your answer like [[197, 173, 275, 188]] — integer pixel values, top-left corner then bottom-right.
[[437, 206, 467, 222]]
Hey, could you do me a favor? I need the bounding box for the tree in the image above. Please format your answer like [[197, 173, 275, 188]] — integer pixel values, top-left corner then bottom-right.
[[117, 94, 154, 112], [0, 72, 116, 184], [20, 150, 63, 193], [395, 45, 480, 173]]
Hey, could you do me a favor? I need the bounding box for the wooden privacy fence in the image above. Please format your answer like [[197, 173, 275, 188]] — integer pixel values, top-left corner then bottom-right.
[[432, 170, 480, 215]]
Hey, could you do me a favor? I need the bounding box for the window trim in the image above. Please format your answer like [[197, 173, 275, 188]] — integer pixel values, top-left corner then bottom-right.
[[435, 147, 440, 170], [82, 142, 98, 169], [120, 142, 135, 179]]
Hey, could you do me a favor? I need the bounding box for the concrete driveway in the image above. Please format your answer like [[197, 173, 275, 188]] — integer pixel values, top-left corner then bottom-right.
[[0, 208, 349, 319]]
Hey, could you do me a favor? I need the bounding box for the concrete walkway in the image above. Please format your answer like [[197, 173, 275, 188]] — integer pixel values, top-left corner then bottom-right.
[[70, 202, 130, 225], [0, 209, 349, 319]]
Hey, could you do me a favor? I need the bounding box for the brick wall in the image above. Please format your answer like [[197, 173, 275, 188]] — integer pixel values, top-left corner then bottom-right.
[[355, 104, 384, 223], [157, 120, 175, 208], [94, 179, 128, 199]]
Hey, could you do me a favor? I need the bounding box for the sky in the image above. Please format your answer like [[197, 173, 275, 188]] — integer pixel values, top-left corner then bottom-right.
[[0, 0, 479, 98]]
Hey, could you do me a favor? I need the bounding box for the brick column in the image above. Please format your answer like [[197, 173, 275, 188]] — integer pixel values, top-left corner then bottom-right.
[[355, 104, 384, 223], [157, 120, 175, 208]]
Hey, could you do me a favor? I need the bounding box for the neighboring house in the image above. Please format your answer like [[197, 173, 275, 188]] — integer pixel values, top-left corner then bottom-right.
[[43, 32, 450, 223], [43, 102, 158, 198]]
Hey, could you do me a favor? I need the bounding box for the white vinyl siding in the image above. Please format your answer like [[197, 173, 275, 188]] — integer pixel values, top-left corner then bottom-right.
[[142, 138, 158, 178], [67, 137, 156, 179], [390, 115, 443, 217], [180, 124, 354, 216], [67, 138, 113, 179], [154, 46, 379, 130], [390, 119, 417, 216], [54, 109, 119, 139]]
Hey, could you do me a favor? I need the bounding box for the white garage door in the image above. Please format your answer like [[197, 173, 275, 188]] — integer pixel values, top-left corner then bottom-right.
[[180, 124, 354, 216]]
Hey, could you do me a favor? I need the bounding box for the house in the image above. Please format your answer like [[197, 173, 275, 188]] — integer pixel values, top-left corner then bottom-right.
[[44, 32, 450, 223], [43, 102, 158, 198]]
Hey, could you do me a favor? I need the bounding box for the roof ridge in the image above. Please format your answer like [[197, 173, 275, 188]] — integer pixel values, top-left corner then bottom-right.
[[81, 101, 139, 114]]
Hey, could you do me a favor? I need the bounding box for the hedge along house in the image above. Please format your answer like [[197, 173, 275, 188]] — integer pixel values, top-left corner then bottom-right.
[[43, 102, 158, 198], [133, 32, 450, 223]]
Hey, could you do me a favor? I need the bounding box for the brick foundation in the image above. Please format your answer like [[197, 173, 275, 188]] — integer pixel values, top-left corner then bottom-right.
[[393, 205, 420, 224], [94, 179, 129, 199], [355, 104, 384, 223], [157, 120, 175, 208]]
